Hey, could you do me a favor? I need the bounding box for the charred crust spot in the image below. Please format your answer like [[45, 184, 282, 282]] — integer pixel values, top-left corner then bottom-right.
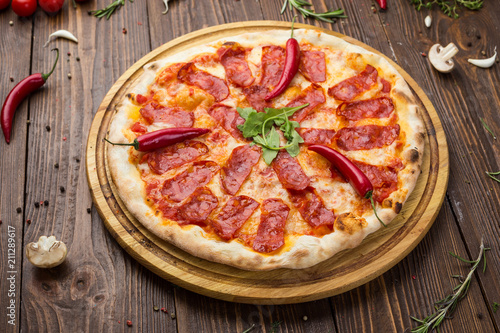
[[416, 131, 426, 145], [126, 93, 132, 99], [334, 213, 367, 235], [222, 41, 236, 47], [148, 64, 157, 70], [394, 202, 403, 214], [409, 149, 420, 163], [384, 199, 393, 209]]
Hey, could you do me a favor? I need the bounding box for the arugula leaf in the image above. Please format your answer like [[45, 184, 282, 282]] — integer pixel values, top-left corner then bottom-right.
[[237, 104, 309, 164]]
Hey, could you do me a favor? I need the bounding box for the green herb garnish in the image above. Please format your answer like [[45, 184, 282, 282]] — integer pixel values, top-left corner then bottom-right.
[[493, 302, 499, 313], [410, 239, 490, 333], [281, 0, 346, 23], [486, 171, 500, 183], [409, 0, 483, 18], [480, 117, 497, 140], [237, 104, 308, 164], [91, 0, 134, 20]]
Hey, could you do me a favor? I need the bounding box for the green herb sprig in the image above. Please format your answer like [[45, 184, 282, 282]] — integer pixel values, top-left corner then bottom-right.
[[493, 302, 499, 313], [480, 118, 497, 140], [91, 0, 134, 20], [237, 104, 308, 164], [486, 171, 500, 183], [281, 0, 346, 23], [410, 239, 490, 333], [409, 0, 483, 18]]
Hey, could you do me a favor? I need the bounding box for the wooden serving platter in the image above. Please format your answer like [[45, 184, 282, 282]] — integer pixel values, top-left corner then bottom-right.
[[86, 21, 449, 305]]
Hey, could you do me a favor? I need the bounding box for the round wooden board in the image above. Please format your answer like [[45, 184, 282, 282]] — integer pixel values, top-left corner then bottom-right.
[[86, 21, 449, 305]]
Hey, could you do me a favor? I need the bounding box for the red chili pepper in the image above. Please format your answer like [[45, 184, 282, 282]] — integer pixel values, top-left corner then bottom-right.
[[105, 127, 210, 152], [376, 0, 387, 10], [264, 16, 300, 101], [308, 144, 387, 227], [1, 48, 60, 144]]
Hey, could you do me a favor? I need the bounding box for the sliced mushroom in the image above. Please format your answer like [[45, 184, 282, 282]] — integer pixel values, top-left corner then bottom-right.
[[26, 236, 67, 268], [429, 43, 459, 73]]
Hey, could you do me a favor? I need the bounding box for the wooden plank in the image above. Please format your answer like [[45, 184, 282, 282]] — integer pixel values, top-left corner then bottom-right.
[[0, 10, 33, 333], [332, 203, 496, 332], [379, 2, 500, 329], [17, 2, 178, 332]]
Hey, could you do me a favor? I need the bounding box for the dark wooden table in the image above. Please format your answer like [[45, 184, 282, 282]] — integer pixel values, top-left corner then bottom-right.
[[1, 1, 499, 332]]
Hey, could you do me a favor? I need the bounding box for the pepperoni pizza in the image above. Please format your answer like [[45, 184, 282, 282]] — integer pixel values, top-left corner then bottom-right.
[[106, 29, 425, 270]]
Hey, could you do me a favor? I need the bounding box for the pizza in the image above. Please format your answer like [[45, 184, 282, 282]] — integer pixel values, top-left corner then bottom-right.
[[106, 29, 425, 271]]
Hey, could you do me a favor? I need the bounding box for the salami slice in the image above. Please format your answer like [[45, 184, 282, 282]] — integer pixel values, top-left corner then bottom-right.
[[328, 65, 378, 101], [288, 188, 335, 228], [162, 161, 219, 202], [335, 124, 400, 151], [242, 85, 273, 112], [253, 198, 290, 253], [337, 97, 394, 121], [210, 196, 259, 240], [142, 140, 209, 175], [207, 104, 246, 140], [299, 51, 326, 83], [354, 161, 399, 203], [139, 102, 194, 127], [217, 42, 255, 87], [177, 62, 229, 102], [221, 145, 261, 195], [287, 84, 325, 122], [297, 128, 336, 145], [176, 187, 218, 224], [272, 151, 310, 190], [261, 45, 285, 88]]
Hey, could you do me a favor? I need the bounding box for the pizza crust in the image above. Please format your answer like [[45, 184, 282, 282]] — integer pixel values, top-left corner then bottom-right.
[[106, 29, 425, 271]]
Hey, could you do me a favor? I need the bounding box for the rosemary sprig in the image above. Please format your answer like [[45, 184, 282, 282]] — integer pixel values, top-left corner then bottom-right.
[[91, 0, 134, 20], [408, 0, 483, 18], [410, 239, 490, 333], [480, 118, 497, 140], [281, 0, 346, 23], [486, 171, 500, 183]]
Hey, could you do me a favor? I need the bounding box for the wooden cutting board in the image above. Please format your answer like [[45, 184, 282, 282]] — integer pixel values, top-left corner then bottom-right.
[[85, 21, 449, 305]]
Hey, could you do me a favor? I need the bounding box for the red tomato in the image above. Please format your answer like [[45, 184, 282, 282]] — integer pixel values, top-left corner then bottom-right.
[[38, 0, 64, 13], [11, 0, 36, 16], [0, 0, 11, 10]]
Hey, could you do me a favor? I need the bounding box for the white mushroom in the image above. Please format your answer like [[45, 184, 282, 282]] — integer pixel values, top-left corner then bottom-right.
[[26, 236, 67, 268], [429, 43, 459, 73]]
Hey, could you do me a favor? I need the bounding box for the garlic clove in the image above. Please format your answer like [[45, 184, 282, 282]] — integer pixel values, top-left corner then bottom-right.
[[425, 15, 432, 28], [26, 236, 67, 268], [468, 47, 497, 68]]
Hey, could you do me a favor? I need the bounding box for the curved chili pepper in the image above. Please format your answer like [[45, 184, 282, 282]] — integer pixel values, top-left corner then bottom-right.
[[264, 17, 300, 101], [1, 48, 60, 144], [376, 0, 387, 10], [308, 144, 387, 227], [105, 127, 210, 152]]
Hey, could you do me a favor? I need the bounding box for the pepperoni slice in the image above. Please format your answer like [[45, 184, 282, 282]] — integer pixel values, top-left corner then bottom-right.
[[177, 62, 229, 102], [242, 85, 273, 112], [221, 145, 261, 195], [287, 84, 325, 122], [335, 124, 400, 151], [162, 161, 219, 202], [354, 161, 399, 202], [210, 196, 259, 240], [337, 97, 394, 121], [288, 188, 335, 228], [139, 102, 194, 127], [297, 128, 336, 145], [142, 140, 209, 175], [207, 104, 246, 140], [380, 78, 391, 93], [176, 187, 218, 224], [272, 151, 310, 190], [261, 45, 285, 88], [328, 65, 378, 101], [156, 63, 185, 86], [130, 122, 147, 134], [217, 42, 255, 87], [253, 198, 290, 253], [299, 51, 326, 83]]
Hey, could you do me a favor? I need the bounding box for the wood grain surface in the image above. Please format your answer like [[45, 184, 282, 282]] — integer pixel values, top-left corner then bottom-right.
[[0, 0, 499, 332]]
